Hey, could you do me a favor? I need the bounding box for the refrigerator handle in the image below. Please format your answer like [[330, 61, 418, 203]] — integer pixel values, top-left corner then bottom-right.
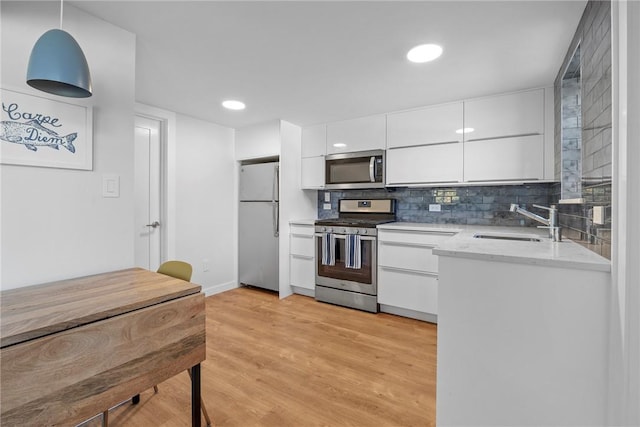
[[273, 164, 279, 237], [272, 164, 279, 202], [273, 202, 279, 237]]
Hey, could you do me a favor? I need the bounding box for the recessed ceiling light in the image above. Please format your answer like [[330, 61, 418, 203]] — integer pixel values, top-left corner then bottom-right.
[[333, 143, 347, 148], [455, 127, 475, 134], [222, 100, 245, 110], [407, 44, 443, 63]]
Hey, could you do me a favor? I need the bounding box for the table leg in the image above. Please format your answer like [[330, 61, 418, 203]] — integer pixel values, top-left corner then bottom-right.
[[191, 364, 201, 427]]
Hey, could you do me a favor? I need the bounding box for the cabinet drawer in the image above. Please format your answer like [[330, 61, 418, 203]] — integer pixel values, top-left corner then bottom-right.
[[378, 241, 439, 273], [290, 233, 314, 257], [290, 255, 315, 290], [378, 268, 438, 314], [378, 229, 456, 246], [290, 223, 315, 236]]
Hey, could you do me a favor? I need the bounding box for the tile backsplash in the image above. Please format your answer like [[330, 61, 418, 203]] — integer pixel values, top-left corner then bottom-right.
[[317, 184, 554, 227], [317, 181, 611, 260], [553, 181, 612, 259], [552, 0, 612, 259]]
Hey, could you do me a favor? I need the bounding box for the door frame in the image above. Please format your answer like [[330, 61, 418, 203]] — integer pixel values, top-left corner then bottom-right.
[[135, 103, 177, 262]]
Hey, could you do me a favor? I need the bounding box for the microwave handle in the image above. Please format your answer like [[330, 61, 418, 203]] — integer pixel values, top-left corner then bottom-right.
[[369, 156, 376, 182]]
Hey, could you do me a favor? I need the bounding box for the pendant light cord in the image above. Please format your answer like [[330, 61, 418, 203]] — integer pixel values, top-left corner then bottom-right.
[[59, 0, 64, 29]]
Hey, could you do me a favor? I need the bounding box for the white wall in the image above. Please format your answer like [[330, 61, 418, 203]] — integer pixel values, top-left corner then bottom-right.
[[278, 120, 316, 298], [174, 114, 237, 296], [611, 1, 640, 424], [235, 119, 280, 160], [0, 2, 136, 289]]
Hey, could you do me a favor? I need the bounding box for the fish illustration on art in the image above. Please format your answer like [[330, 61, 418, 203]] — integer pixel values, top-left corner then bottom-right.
[[0, 120, 76, 153]]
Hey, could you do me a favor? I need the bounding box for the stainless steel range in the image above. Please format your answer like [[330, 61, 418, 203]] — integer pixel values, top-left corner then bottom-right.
[[315, 199, 396, 312]]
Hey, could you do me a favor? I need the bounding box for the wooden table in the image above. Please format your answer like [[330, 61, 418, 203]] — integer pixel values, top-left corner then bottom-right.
[[0, 268, 206, 427]]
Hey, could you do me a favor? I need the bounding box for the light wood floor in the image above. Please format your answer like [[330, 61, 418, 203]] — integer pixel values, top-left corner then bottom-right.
[[84, 287, 437, 427]]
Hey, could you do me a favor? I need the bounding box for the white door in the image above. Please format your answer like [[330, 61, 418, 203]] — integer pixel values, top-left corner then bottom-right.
[[134, 116, 162, 271]]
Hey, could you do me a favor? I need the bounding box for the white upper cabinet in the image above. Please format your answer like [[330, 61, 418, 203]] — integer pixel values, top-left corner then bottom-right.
[[301, 156, 325, 189], [464, 135, 544, 182], [463, 89, 546, 182], [387, 102, 463, 148], [463, 89, 544, 141], [301, 124, 326, 189], [301, 124, 326, 158], [386, 142, 463, 186], [302, 86, 551, 187], [326, 115, 386, 154]]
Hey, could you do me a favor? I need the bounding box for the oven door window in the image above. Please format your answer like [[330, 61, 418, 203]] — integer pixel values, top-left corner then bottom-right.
[[316, 236, 373, 284]]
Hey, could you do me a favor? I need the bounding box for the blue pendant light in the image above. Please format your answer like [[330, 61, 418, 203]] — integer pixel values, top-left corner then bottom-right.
[[26, 0, 92, 98]]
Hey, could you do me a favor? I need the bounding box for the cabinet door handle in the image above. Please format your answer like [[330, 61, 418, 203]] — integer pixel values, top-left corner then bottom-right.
[[379, 241, 436, 249], [379, 265, 438, 277]]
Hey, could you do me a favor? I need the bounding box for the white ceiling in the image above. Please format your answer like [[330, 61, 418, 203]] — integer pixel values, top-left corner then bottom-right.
[[71, 1, 586, 129]]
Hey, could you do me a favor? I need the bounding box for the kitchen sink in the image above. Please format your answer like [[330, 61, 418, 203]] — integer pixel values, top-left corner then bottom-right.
[[473, 232, 543, 242]]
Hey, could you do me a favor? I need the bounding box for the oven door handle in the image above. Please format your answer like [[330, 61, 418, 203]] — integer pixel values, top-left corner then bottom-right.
[[315, 233, 376, 241]]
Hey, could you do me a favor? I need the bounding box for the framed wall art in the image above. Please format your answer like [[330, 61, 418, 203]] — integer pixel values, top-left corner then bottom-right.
[[1, 88, 93, 170]]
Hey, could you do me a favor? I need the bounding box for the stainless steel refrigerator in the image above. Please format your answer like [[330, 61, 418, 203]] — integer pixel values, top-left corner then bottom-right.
[[238, 161, 279, 291]]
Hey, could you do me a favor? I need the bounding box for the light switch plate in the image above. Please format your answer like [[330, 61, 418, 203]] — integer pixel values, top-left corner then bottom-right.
[[429, 204, 441, 212], [323, 203, 331, 210], [324, 192, 331, 202], [102, 174, 120, 198]]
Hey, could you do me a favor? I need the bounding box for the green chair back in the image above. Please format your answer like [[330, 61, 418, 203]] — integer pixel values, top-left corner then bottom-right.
[[157, 260, 193, 282]]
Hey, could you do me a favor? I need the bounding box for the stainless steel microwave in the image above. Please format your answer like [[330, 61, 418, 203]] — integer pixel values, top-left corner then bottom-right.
[[325, 150, 385, 189]]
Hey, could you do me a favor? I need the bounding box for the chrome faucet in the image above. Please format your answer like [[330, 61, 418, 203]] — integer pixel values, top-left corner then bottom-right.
[[510, 203, 562, 242]]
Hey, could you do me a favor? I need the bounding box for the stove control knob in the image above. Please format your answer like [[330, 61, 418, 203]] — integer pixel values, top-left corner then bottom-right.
[[341, 228, 346, 234], [361, 229, 367, 235], [354, 229, 360, 234]]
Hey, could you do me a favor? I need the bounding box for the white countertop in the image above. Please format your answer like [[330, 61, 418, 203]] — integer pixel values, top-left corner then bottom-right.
[[377, 222, 466, 233], [432, 227, 610, 272], [291, 220, 611, 272], [378, 222, 610, 272]]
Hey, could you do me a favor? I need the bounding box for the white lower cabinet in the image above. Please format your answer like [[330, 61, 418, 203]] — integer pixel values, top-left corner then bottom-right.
[[377, 228, 456, 322], [378, 267, 438, 314], [289, 222, 316, 296]]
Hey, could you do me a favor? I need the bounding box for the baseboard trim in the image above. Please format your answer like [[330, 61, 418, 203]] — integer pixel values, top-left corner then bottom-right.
[[379, 304, 438, 323], [202, 280, 238, 297], [291, 286, 315, 297]]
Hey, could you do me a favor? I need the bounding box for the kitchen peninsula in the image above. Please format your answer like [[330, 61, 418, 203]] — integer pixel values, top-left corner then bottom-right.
[[434, 230, 610, 425]]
